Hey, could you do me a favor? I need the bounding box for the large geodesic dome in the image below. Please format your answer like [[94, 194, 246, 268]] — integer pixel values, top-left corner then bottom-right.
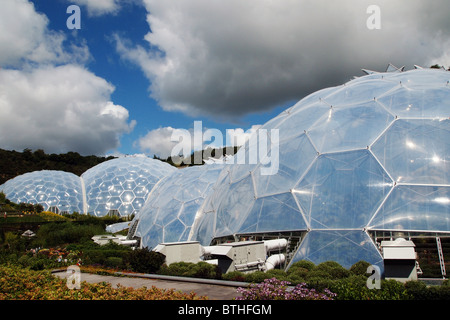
[[0, 170, 84, 214], [129, 164, 222, 249], [191, 67, 450, 270], [81, 156, 177, 217]]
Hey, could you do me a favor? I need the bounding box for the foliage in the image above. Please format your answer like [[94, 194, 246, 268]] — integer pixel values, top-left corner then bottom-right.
[[236, 277, 336, 300], [33, 222, 105, 247], [125, 247, 165, 274], [0, 148, 115, 185], [349, 260, 371, 276], [158, 261, 222, 280], [38, 211, 70, 221], [0, 264, 206, 300]]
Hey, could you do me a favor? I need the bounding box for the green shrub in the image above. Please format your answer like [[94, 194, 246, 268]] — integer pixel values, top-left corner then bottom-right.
[[222, 271, 246, 282], [289, 260, 316, 272], [29, 258, 46, 271], [243, 271, 270, 283], [35, 222, 105, 247], [327, 275, 375, 300], [376, 279, 411, 300], [17, 255, 30, 267], [105, 257, 123, 269], [265, 269, 290, 281], [125, 247, 165, 274], [314, 261, 350, 279], [405, 280, 428, 300], [349, 261, 371, 276], [158, 261, 221, 279], [405, 281, 450, 300]]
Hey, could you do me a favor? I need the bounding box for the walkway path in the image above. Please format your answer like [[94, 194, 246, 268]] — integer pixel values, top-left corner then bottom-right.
[[54, 270, 246, 300]]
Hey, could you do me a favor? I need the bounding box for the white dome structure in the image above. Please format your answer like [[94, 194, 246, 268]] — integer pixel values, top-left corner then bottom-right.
[[0, 156, 177, 218], [0, 170, 83, 214], [81, 156, 177, 217], [128, 164, 222, 249], [190, 67, 450, 269]]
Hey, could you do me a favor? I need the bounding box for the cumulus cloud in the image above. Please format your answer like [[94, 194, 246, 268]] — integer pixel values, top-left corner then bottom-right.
[[136, 124, 261, 158], [0, 0, 134, 155], [116, 0, 450, 120], [70, 0, 121, 17], [0, 65, 135, 155], [0, 0, 89, 67]]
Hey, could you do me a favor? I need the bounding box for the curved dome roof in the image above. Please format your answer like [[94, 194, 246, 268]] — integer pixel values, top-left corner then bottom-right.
[[0, 170, 83, 214], [131, 164, 222, 249], [191, 68, 450, 269], [81, 156, 177, 217]]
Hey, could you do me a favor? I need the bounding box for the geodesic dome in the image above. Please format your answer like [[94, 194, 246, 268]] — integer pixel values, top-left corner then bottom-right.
[[0, 170, 83, 214], [190, 67, 450, 270], [81, 156, 177, 217], [129, 164, 222, 249]]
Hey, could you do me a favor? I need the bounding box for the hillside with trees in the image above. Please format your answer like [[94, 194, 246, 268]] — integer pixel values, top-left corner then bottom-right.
[[0, 146, 240, 185], [0, 148, 116, 185]]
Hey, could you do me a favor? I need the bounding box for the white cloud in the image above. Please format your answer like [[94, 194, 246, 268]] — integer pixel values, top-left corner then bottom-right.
[[116, 0, 450, 120], [0, 0, 134, 155], [0, 0, 89, 67], [136, 127, 182, 159], [136, 124, 261, 159], [70, 0, 120, 17], [0, 65, 135, 155]]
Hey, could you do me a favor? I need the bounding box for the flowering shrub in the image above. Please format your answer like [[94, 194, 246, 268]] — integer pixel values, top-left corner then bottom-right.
[[236, 277, 336, 300], [38, 211, 70, 221], [0, 264, 207, 300]]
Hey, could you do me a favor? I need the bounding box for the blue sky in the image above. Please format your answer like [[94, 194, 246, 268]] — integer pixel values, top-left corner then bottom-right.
[[31, 0, 279, 156], [0, 0, 449, 158]]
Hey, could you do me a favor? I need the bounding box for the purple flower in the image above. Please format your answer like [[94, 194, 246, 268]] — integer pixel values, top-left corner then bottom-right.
[[236, 278, 336, 300]]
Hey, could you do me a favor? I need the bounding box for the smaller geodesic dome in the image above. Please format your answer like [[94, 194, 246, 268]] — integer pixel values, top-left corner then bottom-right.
[[0, 170, 83, 214], [129, 164, 223, 249], [81, 156, 177, 217]]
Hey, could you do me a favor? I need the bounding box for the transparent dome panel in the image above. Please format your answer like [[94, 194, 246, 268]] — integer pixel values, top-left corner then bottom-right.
[[294, 150, 392, 229], [253, 133, 317, 197], [0, 170, 83, 213], [377, 70, 450, 119], [307, 100, 394, 153], [133, 165, 222, 249], [368, 185, 450, 232], [372, 119, 450, 184], [213, 174, 255, 234], [238, 192, 307, 234], [82, 157, 176, 217], [290, 230, 383, 270], [275, 101, 330, 142], [322, 77, 398, 107]]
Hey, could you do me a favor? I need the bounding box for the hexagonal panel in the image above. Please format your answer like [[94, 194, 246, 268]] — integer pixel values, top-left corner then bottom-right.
[[368, 185, 450, 232], [238, 192, 308, 234], [0, 170, 83, 213], [132, 165, 222, 249], [253, 133, 317, 197], [378, 84, 450, 118], [307, 101, 394, 153], [290, 230, 383, 269], [293, 150, 392, 229], [372, 119, 450, 185], [81, 156, 176, 217]]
